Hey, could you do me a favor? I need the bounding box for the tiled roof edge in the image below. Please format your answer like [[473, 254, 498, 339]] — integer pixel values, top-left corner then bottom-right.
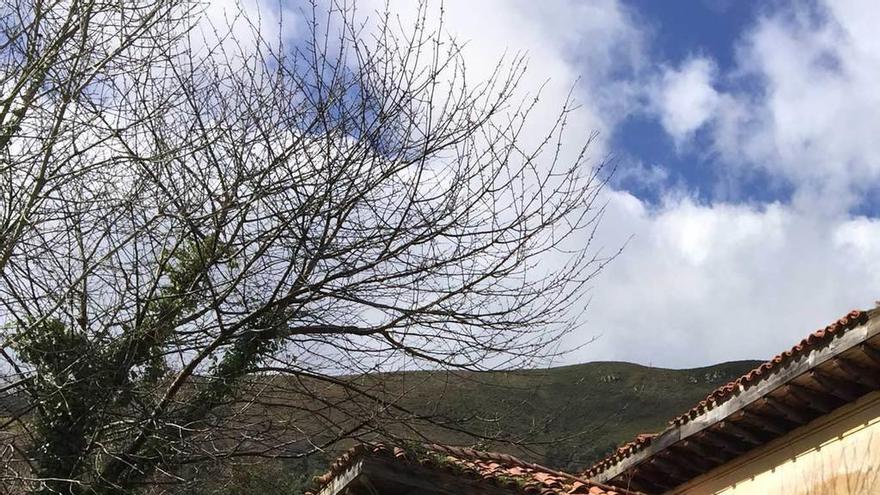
[[584, 308, 870, 478], [309, 442, 640, 495]]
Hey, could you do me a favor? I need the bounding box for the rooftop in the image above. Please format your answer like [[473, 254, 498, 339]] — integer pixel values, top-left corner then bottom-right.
[[586, 308, 880, 493], [309, 443, 640, 495]]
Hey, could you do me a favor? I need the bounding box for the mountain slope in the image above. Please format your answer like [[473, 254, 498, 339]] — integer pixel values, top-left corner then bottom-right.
[[389, 359, 762, 471]]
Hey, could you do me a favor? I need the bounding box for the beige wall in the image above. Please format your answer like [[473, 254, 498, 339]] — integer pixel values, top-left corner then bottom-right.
[[671, 391, 880, 495]]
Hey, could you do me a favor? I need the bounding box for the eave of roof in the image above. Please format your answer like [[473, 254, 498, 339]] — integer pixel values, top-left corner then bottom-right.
[[309, 443, 640, 495], [585, 308, 880, 492]]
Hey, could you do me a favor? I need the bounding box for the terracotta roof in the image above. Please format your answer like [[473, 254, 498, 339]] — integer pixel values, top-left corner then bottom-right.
[[585, 309, 870, 478], [309, 443, 639, 495]]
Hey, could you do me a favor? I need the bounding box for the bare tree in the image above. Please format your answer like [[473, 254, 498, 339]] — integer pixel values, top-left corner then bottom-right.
[[0, 0, 614, 493]]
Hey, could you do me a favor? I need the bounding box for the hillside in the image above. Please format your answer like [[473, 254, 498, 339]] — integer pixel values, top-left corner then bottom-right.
[[384, 359, 763, 472]]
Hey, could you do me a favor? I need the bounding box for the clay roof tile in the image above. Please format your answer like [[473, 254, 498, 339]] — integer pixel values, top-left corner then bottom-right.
[[312, 442, 638, 495]]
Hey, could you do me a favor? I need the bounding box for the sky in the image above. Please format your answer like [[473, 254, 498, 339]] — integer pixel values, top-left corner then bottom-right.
[[222, 0, 880, 368]]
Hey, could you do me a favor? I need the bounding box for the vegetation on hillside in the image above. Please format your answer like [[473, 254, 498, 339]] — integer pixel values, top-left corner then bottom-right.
[[171, 359, 761, 494], [388, 359, 762, 472]]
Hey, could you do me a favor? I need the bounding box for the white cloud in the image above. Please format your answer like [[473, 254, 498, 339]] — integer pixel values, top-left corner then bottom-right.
[[570, 191, 880, 368], [564, 1, 880, 369], [613, 158, 670, 192], [654, 57, 720, 145], [701, 1, 880, 205]]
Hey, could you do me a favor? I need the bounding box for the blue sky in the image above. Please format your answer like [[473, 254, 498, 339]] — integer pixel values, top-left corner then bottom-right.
[[227, 0, 880, 367], [611, 1, 778, 206], [631, 1, 755, 68], [606, 1, 880, 214]]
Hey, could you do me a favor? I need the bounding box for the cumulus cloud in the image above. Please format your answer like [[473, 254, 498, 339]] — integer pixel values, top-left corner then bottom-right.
[[654, 57, 720, 145], [612, 158, 671, 193], [576, 192, 879, 368], [700, 1, 880, 205], [557, 0, 880, 369]]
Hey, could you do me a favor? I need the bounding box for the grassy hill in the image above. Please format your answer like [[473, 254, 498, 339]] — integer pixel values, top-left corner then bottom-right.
[[383, 359, 762, 472]]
